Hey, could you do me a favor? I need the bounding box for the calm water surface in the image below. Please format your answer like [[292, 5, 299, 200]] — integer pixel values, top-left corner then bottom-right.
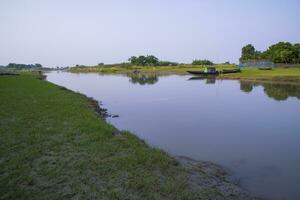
[[47, 72, 300, 200]]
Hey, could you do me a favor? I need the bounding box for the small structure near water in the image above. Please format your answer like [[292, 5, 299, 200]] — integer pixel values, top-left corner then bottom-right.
[[239, 60, 274, 68], [187, 66, 241, 75]]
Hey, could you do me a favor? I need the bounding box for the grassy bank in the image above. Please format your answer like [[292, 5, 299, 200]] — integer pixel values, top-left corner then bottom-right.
[[69, 65, 300, 83], [0, 73, 255, 199], [69, 64, 236, 75], [220, 68, 300, 84], [0, 73, 193, 199]]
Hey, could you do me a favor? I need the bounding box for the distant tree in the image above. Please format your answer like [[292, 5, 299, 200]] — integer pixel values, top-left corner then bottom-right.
[[7, 63, 42, 69], [98, 63, 104, 66], [264, 42, 296, 64], [34, 63, 42, 68], [240, 42, 300, 64], [293, 44, 300, 63], [192, 59, 213, 65], [239, 44, 262, 63], [128, 56, 138, 65], [128, 55, 159, 66], [138, 56, 147, 66], [145, 55, 159, 66]]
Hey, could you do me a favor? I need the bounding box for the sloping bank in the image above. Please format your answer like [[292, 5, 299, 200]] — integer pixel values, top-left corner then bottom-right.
[[0, 72, 257, 199]]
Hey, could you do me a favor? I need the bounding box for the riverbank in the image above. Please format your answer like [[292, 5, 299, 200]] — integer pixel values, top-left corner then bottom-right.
[[0, 72, 256, 199], [68, 64, 236, 75], [219, 68, 300, 84], [69, 65, 300, 84]]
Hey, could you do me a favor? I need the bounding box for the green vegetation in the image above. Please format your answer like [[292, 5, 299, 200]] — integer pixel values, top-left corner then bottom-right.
[[128, 55, 159, 66], [68, 62, 300, 84], [240, 81, 300, 101], [5, 63, 43, 69], [240, 42, 300, 64], [0, 73, 195, 199], [69, 64, 236, 74], [128, 55, 179, 67], [220, 68, 300, 83], [192, 59, 213, 65], [128, 73, 159, 85]]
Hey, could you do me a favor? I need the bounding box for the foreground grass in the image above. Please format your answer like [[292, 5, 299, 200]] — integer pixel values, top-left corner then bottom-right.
[[0, 73, 194, 199]]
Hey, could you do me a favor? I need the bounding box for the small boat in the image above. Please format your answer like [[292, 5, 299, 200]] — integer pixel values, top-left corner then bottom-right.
[[187, 67, 241, 75], [187, 70, 219, 75]]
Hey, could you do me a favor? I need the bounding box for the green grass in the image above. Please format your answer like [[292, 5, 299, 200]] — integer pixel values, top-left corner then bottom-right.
[[0, 73, 196, 199], [220, 68, 300, 83]]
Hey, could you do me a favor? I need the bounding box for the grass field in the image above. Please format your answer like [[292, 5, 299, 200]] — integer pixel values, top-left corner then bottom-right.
[[0, 73, 198, 199]]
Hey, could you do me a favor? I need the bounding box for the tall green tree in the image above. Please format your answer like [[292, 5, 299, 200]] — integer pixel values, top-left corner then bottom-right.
[[292, 44, 300, 63], [264, 42, 292, 63], [239, 44, 261, 63], [241, 42, 300, 64]]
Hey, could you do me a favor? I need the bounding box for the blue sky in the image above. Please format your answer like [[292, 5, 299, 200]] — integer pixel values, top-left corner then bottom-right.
[[0, 0, 299, 67]]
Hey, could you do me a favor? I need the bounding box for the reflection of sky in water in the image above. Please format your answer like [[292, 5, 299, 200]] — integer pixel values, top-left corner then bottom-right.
[[47, 72, 300, 200]]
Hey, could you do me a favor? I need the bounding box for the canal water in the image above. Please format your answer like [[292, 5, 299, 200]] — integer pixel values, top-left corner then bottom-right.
[[47, 72, 300, 200]]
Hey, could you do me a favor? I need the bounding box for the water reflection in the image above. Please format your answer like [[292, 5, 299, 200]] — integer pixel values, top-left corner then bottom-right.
[[188, 76, 216, 84], [240, 81, 300, 101], [127, 73, 159, 85], [239, 82, 259, 93], [187, 76, 300, 101]]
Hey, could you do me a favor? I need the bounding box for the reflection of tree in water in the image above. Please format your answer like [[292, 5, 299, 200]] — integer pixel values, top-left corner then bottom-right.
[[239, 81, 300, 101], [262, 83, 300, 101], [128, 73, 159, 85], [240, 82, 254, 93]]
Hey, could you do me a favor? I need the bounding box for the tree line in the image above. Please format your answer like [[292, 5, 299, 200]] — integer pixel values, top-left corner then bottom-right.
[[191, 59, 213, 65], [128, 55, 178, 66], [240, 42, 300, 64], [5, 63, 43, 69], [128, 55, 214, 66]]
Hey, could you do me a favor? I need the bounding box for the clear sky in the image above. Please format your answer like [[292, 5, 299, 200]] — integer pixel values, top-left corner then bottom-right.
[[0, 0, 299, 67]]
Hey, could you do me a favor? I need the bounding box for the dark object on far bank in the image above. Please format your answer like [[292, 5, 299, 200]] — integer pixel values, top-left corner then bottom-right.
[[0, 72, 19, 76], [258, 67, 273, 70], [187, 67, 241, 75]]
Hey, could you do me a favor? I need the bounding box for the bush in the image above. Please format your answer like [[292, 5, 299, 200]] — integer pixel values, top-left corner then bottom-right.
[[192, 59, 213, 65]]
